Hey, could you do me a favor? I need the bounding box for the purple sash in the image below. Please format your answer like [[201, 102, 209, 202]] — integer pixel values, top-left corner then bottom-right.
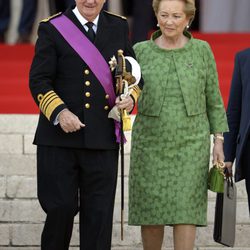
[[50, 14, 116, 107], [50, 14, 124, 143]]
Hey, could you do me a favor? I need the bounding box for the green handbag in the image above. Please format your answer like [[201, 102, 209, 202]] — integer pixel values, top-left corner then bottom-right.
[[208, 162, 225, 193]]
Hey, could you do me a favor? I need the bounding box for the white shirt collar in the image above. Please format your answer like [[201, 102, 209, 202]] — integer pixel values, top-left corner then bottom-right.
[[72, 6, 99, 33]]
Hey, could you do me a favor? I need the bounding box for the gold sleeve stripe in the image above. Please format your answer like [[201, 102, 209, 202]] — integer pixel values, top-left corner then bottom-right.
[[44, 98, 64, 120], [130, 85, 142, 103], [39, 90, 54, 105], [40, 91, 56, 110], [42, 95, 58, 112], [38, 90, 64, 120]]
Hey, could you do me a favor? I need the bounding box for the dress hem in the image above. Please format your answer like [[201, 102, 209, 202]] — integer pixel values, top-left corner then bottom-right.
[[128, 222, 207, 227]]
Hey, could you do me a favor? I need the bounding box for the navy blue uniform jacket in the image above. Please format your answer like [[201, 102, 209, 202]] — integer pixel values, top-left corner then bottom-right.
[[29, 7, 139, 150]]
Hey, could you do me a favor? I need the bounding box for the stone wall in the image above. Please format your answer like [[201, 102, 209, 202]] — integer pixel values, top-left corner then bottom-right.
[[0, 114, 250, 250]]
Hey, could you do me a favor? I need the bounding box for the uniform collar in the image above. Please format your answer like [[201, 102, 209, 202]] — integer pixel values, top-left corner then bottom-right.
[[72, 6, 99, 32]]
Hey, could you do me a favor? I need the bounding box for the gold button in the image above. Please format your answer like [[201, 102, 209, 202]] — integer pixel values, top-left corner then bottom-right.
[[84, 69, 90, 75], [85, 92, 91, 97], [85, 81, 91, 86], [85, 103, 90, 109], [104, 105, 109, 110], [105, 94, 109, 99]]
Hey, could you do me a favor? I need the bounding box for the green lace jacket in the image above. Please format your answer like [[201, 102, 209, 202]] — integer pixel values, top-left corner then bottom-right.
[[134, 31, 228, 134]]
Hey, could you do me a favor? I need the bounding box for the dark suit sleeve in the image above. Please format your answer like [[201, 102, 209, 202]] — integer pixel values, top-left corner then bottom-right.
[[224, 53, 242, 162], [29, 22, 67, 123]]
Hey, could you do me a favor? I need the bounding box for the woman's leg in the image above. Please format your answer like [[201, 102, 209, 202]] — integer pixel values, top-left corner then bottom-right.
[[141, 225, 164, 250], [173, 224, 196, 250]]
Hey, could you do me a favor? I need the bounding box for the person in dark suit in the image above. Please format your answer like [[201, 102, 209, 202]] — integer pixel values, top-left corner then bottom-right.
[[131, 0, 157, 44], [122, 0, 133, 16], [224, 48, 250, 213], [29, 0, 142, 249], [0, 0, 38, 43]]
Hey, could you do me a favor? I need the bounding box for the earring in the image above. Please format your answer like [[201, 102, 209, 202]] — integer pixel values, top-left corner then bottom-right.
[[186, 25, 190, 29], [157, 23, 159, 27]]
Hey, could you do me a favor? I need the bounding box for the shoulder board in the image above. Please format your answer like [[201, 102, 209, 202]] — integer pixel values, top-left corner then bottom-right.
[[104, 10, 127, 20], [40, 12, 62, 23]]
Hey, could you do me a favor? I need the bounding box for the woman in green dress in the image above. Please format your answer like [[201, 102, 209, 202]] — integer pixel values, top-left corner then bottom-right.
[[128, 0, 228, 249]]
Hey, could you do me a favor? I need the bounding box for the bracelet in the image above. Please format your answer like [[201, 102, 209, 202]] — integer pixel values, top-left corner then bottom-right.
[[213, 135, 224, 143]]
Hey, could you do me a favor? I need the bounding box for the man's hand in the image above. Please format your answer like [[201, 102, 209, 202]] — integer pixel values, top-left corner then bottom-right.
[[225, 161, 233, 173], [58, 109, 85, 133], [116, 95, 134, 113]]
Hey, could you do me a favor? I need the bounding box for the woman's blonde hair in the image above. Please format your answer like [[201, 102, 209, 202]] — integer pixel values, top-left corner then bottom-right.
[[152, 0, 196, 24]]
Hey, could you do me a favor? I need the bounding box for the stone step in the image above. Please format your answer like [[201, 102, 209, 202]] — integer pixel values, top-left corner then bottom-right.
[[1, 115, 250, 249]]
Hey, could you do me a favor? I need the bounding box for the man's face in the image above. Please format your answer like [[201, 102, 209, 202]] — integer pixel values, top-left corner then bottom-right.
[[75, 0, 106, 21]]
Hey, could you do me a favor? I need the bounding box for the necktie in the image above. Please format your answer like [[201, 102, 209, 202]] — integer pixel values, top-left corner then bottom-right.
[[86, 22, 95, 43]]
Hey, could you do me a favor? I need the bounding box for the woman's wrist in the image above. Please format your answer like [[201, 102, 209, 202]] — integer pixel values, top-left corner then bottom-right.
[[213, 133, 224, 143]]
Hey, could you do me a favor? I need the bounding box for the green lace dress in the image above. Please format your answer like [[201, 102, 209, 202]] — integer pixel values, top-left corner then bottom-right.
[[128, 31, 228, 226]]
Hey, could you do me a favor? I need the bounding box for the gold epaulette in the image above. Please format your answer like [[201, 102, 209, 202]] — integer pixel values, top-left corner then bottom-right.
[[40, 12, 62, 23], [104, 10, 127, 20]]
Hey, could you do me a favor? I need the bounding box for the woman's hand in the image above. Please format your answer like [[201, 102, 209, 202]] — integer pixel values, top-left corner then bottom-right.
[[116, 95, 134, 113], [212, 139, 225, 164]]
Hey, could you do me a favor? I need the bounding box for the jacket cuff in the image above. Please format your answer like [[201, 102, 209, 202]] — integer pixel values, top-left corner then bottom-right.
[[38, 90, 66, 122], [130, 85, 141, 104]]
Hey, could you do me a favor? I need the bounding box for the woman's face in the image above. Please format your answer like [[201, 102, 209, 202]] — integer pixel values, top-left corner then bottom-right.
[[157, 0, 189, 39]]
